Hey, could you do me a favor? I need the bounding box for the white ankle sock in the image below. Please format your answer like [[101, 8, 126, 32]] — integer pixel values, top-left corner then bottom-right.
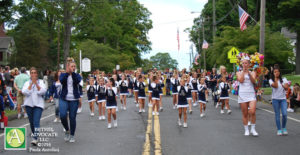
[[251, 124, 256, 130], [244, 125, 249, 131]]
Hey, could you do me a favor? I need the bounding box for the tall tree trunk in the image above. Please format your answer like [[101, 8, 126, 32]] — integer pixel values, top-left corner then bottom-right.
[[296, 31, 300, 74], [63, 0, 72, 68], [255, 0, 260, 21]]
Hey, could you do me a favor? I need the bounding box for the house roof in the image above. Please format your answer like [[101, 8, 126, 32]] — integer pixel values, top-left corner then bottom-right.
[[0, 37, 14, 50], [281, 27, 297, 40]]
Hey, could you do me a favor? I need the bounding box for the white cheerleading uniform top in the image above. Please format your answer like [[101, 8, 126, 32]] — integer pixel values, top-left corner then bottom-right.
[[238, 72, 256, 103]]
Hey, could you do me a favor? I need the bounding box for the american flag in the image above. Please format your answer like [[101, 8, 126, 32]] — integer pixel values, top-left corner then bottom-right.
[[202, 40, 209, 49], [177, 28, 180, 51], [238, 5, 249, 31]]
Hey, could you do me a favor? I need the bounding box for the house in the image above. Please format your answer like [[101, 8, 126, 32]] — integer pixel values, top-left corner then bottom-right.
[[0, 23, 16, 65]]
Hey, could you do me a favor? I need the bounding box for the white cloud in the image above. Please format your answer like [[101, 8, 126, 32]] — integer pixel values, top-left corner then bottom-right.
[[139, 0, 206, 70]]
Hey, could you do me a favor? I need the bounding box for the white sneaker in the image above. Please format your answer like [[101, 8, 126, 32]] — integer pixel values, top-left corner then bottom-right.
[[77, 108, 82, 113], [159, 107, 163, 112], [220, 110, 225, 114], [24, 113, 28, 118], [183, 123, 188, 128], [227, 110, 232, 115], [102, 115, 106, 120], [64, 131, 70, 141], [156, 112, 159, 116], [69, 135, 75, 143], [142, 109, 146, 113], [200, 113, 205, 118], [251, 129, 259, 137], [244, 130, 250, 136], [139, 109, 142, 113], [215, 103, 219, 108], [136, 104, 139, 108], [123, 107, 127, 110], [53, 118, 59, 122], [287, 108, 294, 113], [178, 119, 182, 126], [114, 120, 118, 128], [193, 103, 197, 107], [90, 113, 95, 116], [99, 116, 102, 120], [17, 113, 21, 119], [107, 123, 112, 129]]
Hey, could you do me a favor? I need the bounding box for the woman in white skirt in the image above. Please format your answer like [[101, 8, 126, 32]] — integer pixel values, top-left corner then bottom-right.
[[236, 57, 258, 136]]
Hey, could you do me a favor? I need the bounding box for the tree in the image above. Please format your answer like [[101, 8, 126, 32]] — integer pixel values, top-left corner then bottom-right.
[[10, 19, 49, 70], [0, 0, 13, 23], [75, 39, 135, 72], [278, 0, 300, 74], [204, 25, 294, 71], [149, 53, 178, 70]]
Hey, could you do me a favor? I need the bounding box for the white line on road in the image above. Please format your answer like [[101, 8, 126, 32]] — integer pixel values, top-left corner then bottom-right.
[[0, 113, 55, 138], [230, 97, 300, 123]]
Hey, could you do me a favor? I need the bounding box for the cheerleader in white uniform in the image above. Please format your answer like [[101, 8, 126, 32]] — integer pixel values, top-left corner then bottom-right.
[[219, 75, 232, 114], [171, 71, 180, 109], [147, 72, 153, 107], [151, 75, 160, 116], [185, 75, 193, 114], [133, 71, 140, 107], [198, 77, 208, 118], [191, 72, 199, 107], [236, 57, 258, 136], [118, 74, 128, 110], [177, 79, 189, 128], [158, 73, 164, 111], [106, 78, 118, 129], [87, 77, 97, 116], [96, 77, 106, 120], [137, 75, 146, 113]]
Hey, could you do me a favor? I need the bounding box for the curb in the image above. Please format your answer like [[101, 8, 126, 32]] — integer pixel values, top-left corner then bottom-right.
[[7, 102, 55, 121]]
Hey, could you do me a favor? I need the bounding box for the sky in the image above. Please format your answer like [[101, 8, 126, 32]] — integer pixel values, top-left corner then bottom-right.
[[139, 0, 208, 70]]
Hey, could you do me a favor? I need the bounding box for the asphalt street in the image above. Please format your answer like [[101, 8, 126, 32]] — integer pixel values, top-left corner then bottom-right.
[[1, 93, 300, 155]]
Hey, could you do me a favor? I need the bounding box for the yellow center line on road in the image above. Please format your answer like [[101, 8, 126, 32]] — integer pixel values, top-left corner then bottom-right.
[[142, 106, 153, 155], [154, 113, 162, 155]]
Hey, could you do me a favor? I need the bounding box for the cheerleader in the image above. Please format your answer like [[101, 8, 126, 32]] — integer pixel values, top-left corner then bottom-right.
[[171, 71, 180, 109], [198, 77, 208, 118], [127, 73, 134, 97], [236, 56, 258, 136], [186, 75, 193, 114], [106, 78, 118, 129], [191, 72, 199, 107], [119, 74, 128, 110], [177, 79, 189, 128], [219, 75, 232, 114], [133, 71, 140, 107], [87, 77, 97, 116], [96, 77, 106, 120], [147, 72, 153, 107], [151, 75, 160, 116], [137, 75, 146, 113], [158, 72, 164, 111]]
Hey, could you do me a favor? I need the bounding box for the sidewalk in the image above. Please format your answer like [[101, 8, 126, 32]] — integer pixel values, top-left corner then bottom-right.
[[7, 102, 55, 121]]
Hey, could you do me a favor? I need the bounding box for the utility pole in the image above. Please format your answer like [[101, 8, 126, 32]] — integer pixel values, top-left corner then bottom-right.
[[202, 18, 206, 71], [57, 23, 60, 70], [212, 0, 216, 40], [259, 0, 265, 56]]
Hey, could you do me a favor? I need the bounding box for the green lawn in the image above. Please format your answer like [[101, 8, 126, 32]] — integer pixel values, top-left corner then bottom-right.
[[4, 109, 17, 117]]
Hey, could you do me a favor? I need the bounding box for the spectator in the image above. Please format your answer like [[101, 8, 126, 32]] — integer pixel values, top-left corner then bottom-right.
[[14, 67, 30, 119], [22, 67, 47, 145], [290, 84, 300, 112]]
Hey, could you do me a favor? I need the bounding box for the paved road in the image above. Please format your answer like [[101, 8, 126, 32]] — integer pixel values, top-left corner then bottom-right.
[[1, 94, 300, 155]]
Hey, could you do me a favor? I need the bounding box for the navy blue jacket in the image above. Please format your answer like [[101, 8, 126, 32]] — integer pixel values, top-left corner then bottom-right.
[[60, 72, 82, 100]]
